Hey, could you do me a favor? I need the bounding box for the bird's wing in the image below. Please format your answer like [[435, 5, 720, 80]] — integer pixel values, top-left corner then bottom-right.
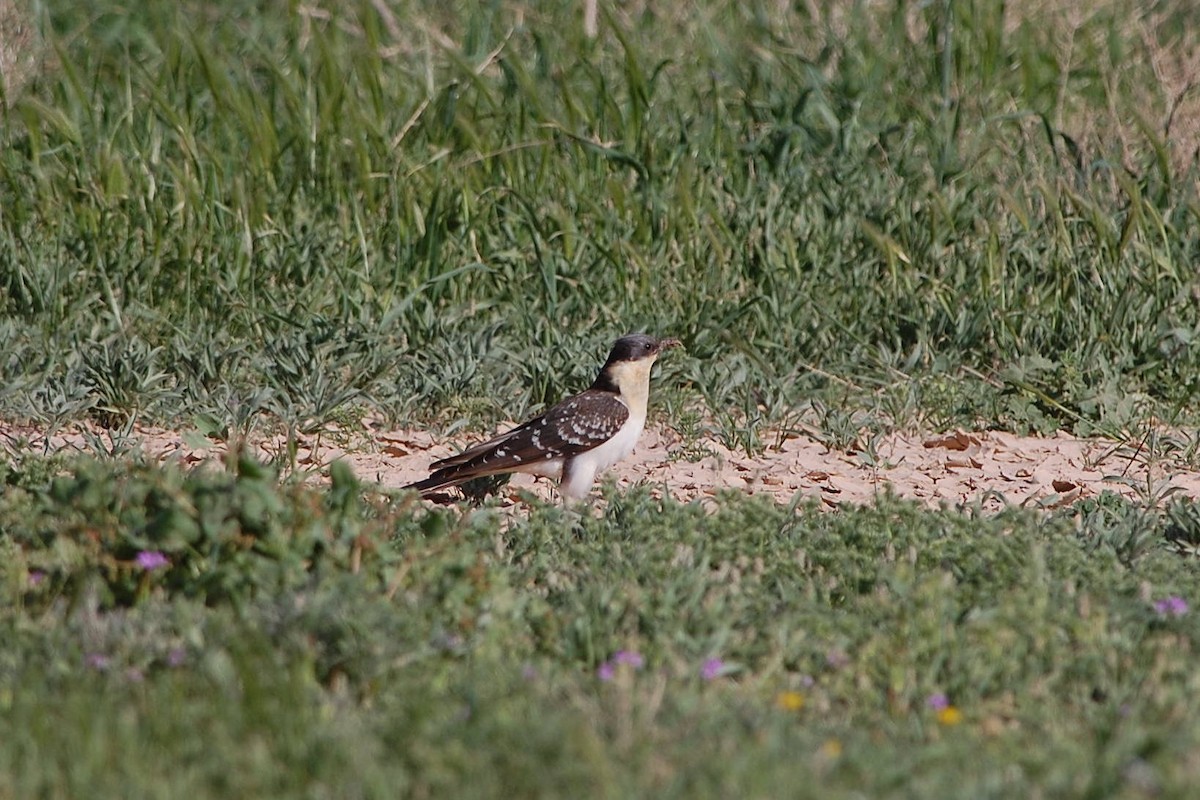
[[428, 390, 630, 477], [431, 426, 526, 469]]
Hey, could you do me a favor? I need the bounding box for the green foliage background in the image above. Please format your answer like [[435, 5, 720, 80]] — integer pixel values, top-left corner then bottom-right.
[[2, 0, 1198, 438], [4, 456, 1200, 797]]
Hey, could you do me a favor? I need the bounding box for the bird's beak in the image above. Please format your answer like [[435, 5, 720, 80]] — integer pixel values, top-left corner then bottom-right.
[[657, 337, 683, 353]]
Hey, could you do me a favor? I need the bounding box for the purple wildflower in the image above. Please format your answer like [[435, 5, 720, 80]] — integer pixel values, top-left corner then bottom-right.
[[800, 674, 816, 688], [700, 658, 725, 681], [166, 647, 187, 668], [825, 649, 849, 669], [597, 661, 615, 681], [613, 650, 644, 669], [85, 653, 111, 671], [136, 551, 170, 571], [28, 570, 46, 587], [1153, 596, 1189, 617], [926, 692, 950, 711]]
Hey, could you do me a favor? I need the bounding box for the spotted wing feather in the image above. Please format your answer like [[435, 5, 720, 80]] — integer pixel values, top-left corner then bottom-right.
[[420, 390, 629, 484], [430, 427, 525, 469]]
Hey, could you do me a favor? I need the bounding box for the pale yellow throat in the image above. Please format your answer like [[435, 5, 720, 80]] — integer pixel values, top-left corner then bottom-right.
[[604, 356, 657, 417]]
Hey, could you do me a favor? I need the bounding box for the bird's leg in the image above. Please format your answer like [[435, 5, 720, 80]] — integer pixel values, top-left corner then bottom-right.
[[559, 458, 599, 502]]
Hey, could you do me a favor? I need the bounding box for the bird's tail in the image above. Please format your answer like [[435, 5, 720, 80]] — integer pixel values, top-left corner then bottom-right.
[[403, 470, 461, 495], [405, 469, 513, 500]]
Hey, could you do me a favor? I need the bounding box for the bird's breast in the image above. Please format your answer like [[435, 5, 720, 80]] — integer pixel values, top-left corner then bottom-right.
[[574, 412, 645, 475]]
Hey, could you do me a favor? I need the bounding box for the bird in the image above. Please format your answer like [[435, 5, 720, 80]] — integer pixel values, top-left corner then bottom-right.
[[405, 333, 682, 500]]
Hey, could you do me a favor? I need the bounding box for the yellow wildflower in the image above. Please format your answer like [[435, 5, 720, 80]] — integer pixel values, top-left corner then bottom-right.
[[937, 706, 963, 726], [776, 691, 805, 712]]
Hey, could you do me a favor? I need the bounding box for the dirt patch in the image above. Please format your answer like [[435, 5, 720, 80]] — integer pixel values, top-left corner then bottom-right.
[[4, 419, 1195, 511]]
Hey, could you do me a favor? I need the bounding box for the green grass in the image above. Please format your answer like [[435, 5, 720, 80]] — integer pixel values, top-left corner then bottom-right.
[[3, 454, 1200, 797], [4, 0, 1200, 795], [1, 0, 1198, 442]]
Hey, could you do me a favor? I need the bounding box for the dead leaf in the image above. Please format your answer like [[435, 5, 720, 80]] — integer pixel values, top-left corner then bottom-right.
[[378, 433, 418, 445], [923, 431, 981, 451], [945, 455, 984, 469], [1026, 486, 1082, 509]]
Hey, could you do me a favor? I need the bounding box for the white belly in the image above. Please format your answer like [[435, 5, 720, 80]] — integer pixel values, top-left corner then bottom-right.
[[559, 414, 645, 499]]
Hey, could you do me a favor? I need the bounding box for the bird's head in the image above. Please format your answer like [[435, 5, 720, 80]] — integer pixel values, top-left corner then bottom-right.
[[603, 334, 683, 367], [593, 334, 683, 399]]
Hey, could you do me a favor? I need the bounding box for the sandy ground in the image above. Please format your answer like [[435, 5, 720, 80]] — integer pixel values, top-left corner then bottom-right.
[[4, 418, 1197, 512]]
